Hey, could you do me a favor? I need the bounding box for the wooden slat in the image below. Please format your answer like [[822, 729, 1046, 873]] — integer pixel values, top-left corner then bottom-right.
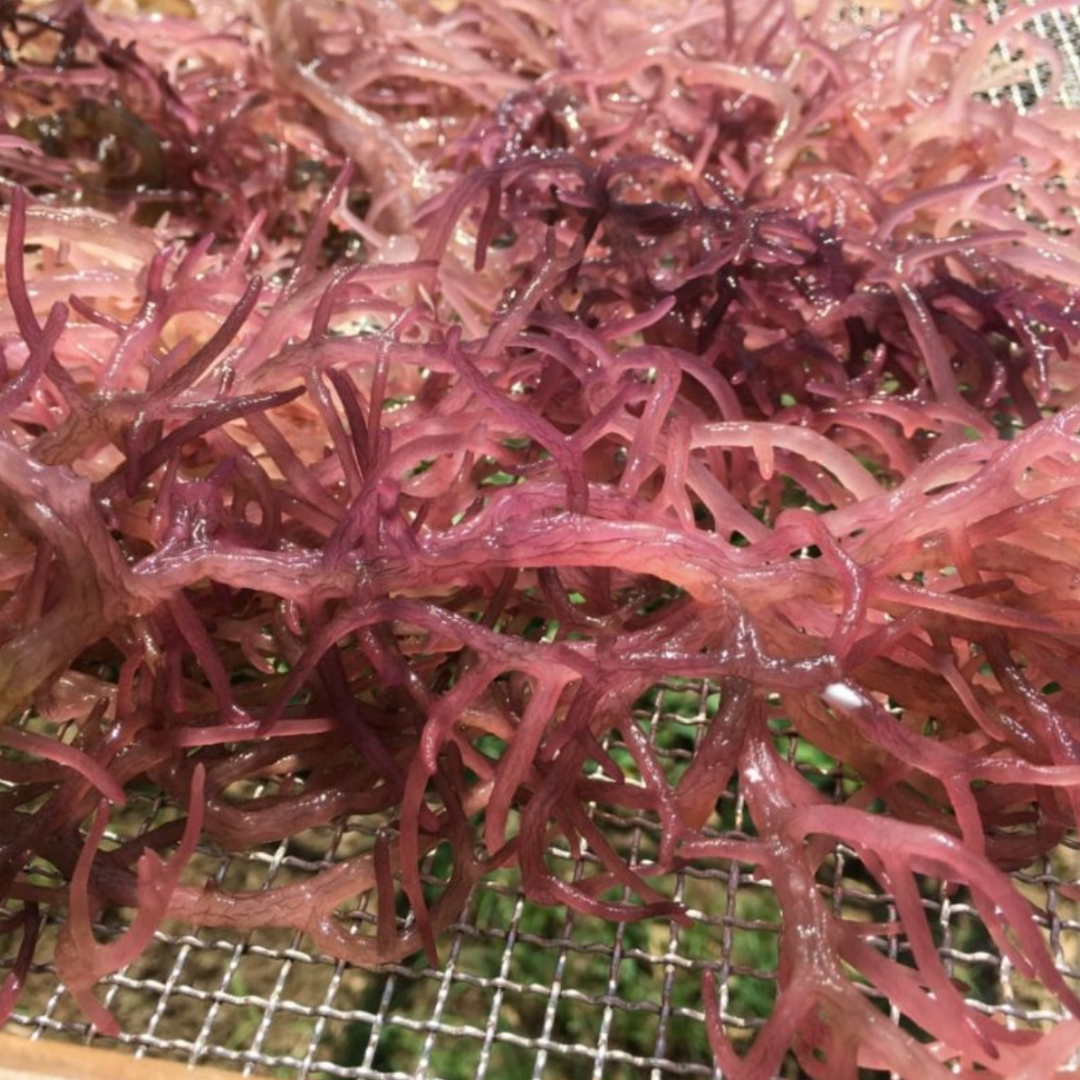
[[0, 1032, 271, 1080]]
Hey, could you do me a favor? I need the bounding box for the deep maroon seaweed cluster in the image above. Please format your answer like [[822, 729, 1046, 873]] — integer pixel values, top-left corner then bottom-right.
[[3, 1, 1080, 1076]]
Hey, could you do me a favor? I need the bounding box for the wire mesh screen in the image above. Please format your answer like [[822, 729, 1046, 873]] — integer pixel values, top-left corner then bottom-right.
[[4, 3, 1080, 1079], [5, 679, 1080, 1080]]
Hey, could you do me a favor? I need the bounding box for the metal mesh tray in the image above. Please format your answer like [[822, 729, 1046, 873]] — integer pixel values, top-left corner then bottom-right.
[[5, 679, 1080, 1080], [4, 3, 1080, 1078]]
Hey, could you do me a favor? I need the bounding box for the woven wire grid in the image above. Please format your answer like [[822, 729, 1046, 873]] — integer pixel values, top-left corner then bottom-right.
[[6, 3, 1080, 1079], [4, 679, 1080, 1080]]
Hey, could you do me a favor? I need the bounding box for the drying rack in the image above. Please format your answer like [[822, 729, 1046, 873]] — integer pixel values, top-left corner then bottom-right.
[[3, 2, 1080, 1078], [4, 677, 1079, 1080]]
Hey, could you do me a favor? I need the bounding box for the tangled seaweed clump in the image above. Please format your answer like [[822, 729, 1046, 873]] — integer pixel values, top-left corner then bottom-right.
[[3, 0, 1080, 1075]]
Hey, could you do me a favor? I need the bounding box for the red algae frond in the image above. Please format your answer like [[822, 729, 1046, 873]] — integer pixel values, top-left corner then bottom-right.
[[2, 1, 1080, 1075]]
